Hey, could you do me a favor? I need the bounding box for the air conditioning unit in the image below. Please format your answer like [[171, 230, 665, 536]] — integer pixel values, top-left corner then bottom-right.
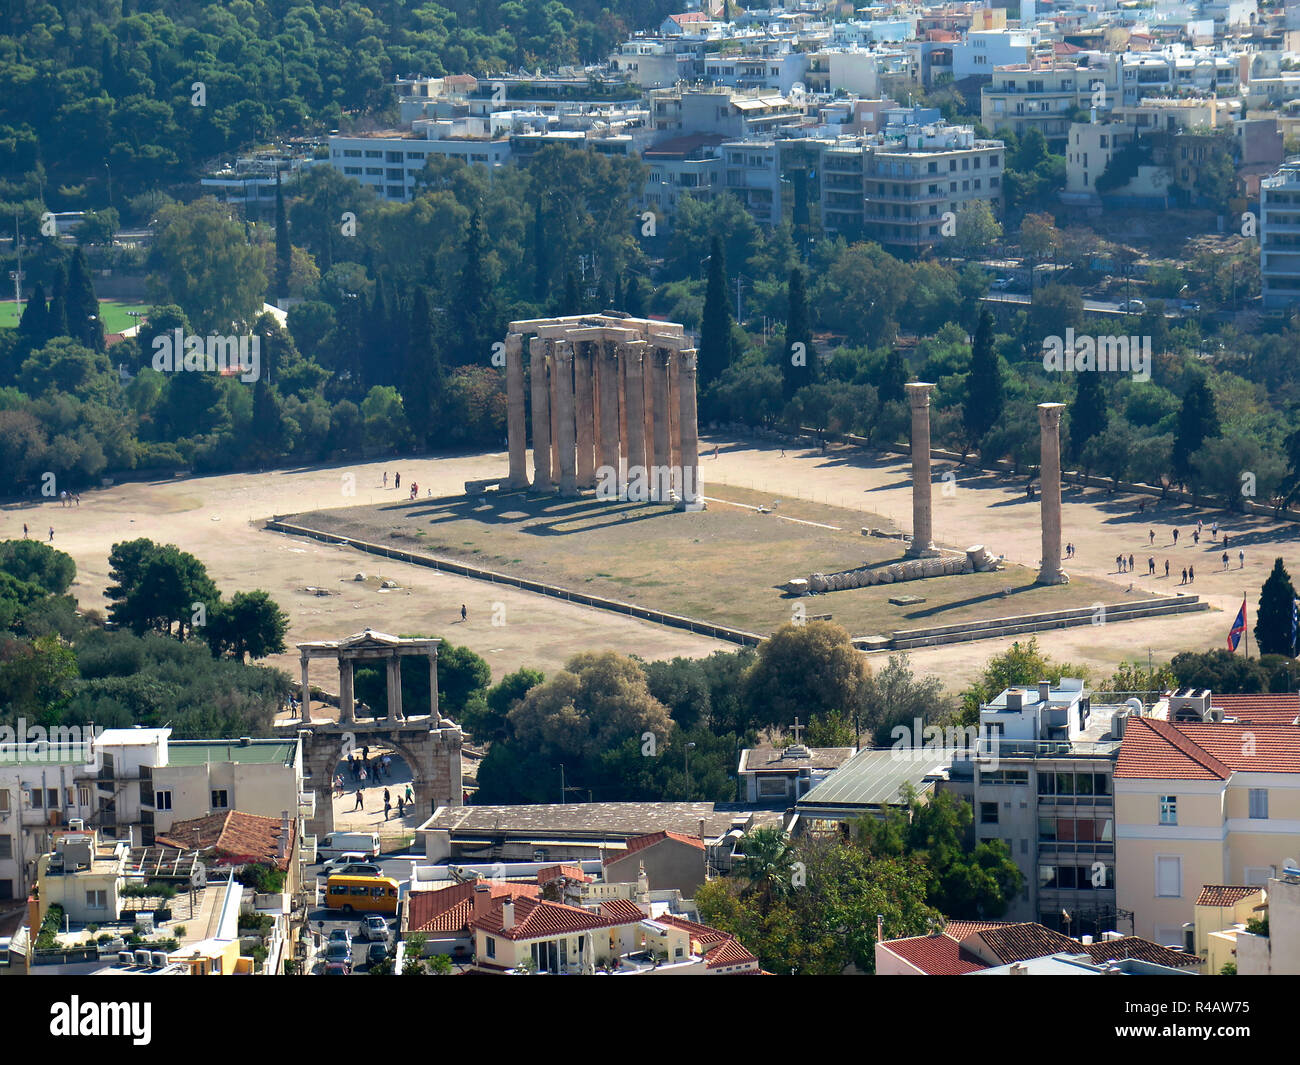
[[151, 951, 169, 968], [118, 951, 134, 966], [69, 818, 85, 832], [133, 949, 151, 967]]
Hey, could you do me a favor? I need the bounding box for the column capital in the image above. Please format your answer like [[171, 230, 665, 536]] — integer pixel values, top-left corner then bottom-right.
[[1037, 401, 1065, 428], [905, 381, 936, 408]]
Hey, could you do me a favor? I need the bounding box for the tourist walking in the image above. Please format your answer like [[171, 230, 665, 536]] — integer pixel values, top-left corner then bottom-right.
[[461, 604, 467, 621], [384, 472, 388, 487], [1164, 559, 1169, 578], [1212, 522, 1218, 539], [1173, 528, 1179, 545], [22, 524, 27, 538], [405, 783, 414, 805], [1223, 533, 1230, 549], [394, 472, 400, 489], [1181, 567, 1187, 585], [1149, 530, 1155, 545], [1239, 550, 1245, 569], [1193, 529, 1199, 545], [333, 774, 344, 798], [1148, 557, 1156, 575], [1222, 551, 1230, 570], [397, 795, 405, 818], [1129, 554, 1135, 572], [383, 788, 391, 821], [353, 789, 364, 811], [48, 527, 53, 541], [1188, 565, 1195, 583]]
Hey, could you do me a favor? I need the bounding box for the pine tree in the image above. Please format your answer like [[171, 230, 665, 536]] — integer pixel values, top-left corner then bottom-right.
[[17, 282, 48, 345], [962, 309, 1002, 453], [66, 248, 105, 351], [366, 282, 388, 389], [1173, 375, 1220, 483], [1256, 557, 1298, 656], [46, 263, 69, 341], [880, 348, 908, 405], [1069, 370, 1108, 464], [699, 235, 732, 387], [274, 170, 291, 304], [783, 266, 813, 401], [250, 378, 285, 464]]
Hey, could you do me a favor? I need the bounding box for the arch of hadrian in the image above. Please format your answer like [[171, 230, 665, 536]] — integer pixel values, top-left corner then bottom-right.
[[502, 314, 703, 509]]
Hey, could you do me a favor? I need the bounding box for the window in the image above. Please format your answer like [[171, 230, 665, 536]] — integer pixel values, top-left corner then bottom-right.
[[1249, 788, 1268, 819], [47, 788, 58, 810], [1156, 856, 1181, 897], [0, 792, 7, 812], [0, 835, 11, 859], [77, 787, 90, 809], [27, 788, 41, 808], [211, 790, 229, 810], [155, 790, 173, 811], [980, 802, 999, 824], [86, 890, 107, 910], [0, 881, 11, 900], [1159, 796, 1177, 825], [485, 936, 496, 959]]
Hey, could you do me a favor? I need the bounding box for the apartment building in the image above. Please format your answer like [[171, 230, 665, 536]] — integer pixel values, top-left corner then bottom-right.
[[328, 123, 512, 202], [1195, 884, 1266, 972], [643, 133, 725, 225], [1119, 49, 1241, 105], [1261, 159, 1300, 309], [649, 87, 804, 140], [1114, 714, 1300, 946], [199, 152, 322, 218], [981, 56, 1121, 147], [721, 138, 784, 226], [946, 680, 1123, 931], [1236, 870, 1300, 975], [953, 29, 1036, 80]]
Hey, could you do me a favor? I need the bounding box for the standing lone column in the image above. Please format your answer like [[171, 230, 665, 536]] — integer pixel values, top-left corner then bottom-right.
[[650, 348, 672, 502], [299, 654, 311, 723], [428, 648, 440, 718], [386, 655, 403, 723], [575, 342, 596, 489], [338, 657, 355, 724], [555, 341, 578, 496], [1037, 402, 1067, 585], [529, 337, 553, 491], [623, 342, 648, 500], [677, 349, 702, 509], [505, 333, 527, 489], [904, 382, 939, 558], [598, 343, 622, 498]]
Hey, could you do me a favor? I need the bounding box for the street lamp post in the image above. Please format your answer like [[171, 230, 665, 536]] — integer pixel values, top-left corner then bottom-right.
[[684, 741, 696, 799]]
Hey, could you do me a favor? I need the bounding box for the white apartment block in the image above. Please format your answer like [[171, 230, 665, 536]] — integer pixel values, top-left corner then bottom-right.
[[1261, 159, 1300, 309], [1119, 49, 1241, 106], [981, 56, 1122, 146], [953, 30, 1036, 80]]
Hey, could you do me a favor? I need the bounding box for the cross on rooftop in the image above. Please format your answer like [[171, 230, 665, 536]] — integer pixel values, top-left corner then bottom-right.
[[790, 717, 804, 745]]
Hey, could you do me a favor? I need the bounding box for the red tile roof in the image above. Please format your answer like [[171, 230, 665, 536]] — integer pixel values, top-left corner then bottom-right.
[[536, 864, 591, 885], [1115, 717, 1232, 779], [155, 811, 295, 871], [703, 936, 759, 970], [1212, 693, 1300, 726], [942, 920, 1014, 941], [597, 898, 647, 923], [883, 934, 988, 974], [469, 895, 639, 941], [969, 923, 1081, 964], [655, 913, 730, 947], [603, 830, 705, 866], [1196, 885, 1263, 908], [407, 880, 539, 935]]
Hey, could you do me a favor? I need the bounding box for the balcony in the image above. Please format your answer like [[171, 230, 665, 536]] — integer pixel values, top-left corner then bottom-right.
[[297, 792, 316, 818]]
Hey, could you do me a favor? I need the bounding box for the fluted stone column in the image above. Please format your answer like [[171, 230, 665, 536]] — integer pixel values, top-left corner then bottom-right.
[[338, 657, 355, 724], [548, 340, 560, 481], [904, 382, 939, 558], [677, 349, 702, 509], [386, 655, 403, 723], [505, 333, 527, 489], [618, 347, 630, 493], [650, 348, 672, 502], [598, 343, 622, 498], [575, 342, 596, 489], [623, 342, 648, 501], [555, 341, 578, 497], [428, 650, 439, 718], [668, 350, 682, 494], [529, 337, 553, 491], [299, 654, 311, 723], [1037, 402, 1067, 585], [642, 351, 656, 483]]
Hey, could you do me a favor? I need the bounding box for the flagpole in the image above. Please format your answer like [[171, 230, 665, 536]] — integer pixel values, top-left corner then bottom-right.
[[1244, 591, 1248, 659]]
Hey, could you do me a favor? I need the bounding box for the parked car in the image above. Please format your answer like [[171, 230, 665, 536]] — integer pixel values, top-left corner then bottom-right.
[[324, 960, 352, 975], [990, 277, 1014, 291], [361, 915, 389, 943], [1121, 298, 1146, 312], [328, 928, 353, 950], [320, 852, 369, 875], [316, 831, 381, 861], [336, 863, 383, 878], [366, 942, 389, 968], [324, 941, 352, 973]]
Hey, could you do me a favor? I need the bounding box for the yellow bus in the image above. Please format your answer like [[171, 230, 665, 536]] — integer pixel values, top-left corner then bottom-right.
[[326, 875, 400, 914]]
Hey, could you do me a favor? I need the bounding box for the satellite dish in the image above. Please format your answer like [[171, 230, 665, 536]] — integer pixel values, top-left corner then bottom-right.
[[790, 82, 806, 98], [191, 863, 207, 888]]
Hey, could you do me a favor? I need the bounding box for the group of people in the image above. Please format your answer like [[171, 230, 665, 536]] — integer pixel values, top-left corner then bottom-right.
[[57, 490, 80, 507]]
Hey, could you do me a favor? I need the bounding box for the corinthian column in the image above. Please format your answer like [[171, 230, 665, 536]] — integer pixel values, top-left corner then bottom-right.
[[555, 341, 578, 497], [598, 343, 622, 498], [650, 348, 672, 502], [623, 341, 648, 500], [904, 382, 939, 558], [575, 341, 596, 489], [505, 333, 527, 489], [529, 337, 553, 491], [1037, 402, 1067, 585], [677, 349, 702, 509]]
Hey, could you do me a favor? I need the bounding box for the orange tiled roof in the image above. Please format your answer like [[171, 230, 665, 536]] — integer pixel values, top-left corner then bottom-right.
[[597, 898, 647, 923], [603, 830, 705, 866], [1212, 693, 1300, 726], [654, 913, 731, 946], [883, 934, 988, 975], [155, 811, 295, 871], [942, 920, 1014, 940], [536, 864, 592, 885], [969, 923, 1081, 964], [703, 936, 759, 969], [470, 895, 639, 941], [1196, 885, 1262, 908], [407, 880, 539, 935], [1114, 717, 1232, 779]]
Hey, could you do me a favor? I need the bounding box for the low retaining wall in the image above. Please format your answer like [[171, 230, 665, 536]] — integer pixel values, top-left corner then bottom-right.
[[874, 595, 1208, 651], [265, 520, 765, 648]]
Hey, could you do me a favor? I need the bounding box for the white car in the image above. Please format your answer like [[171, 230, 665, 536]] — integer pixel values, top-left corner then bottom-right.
[[321, 852, 369, 875], [1121, 298, 1146, 313], [990, 277, 1014, 291]]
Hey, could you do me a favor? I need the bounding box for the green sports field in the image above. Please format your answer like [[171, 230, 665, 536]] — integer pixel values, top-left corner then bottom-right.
[[0, 299, 147, 334]]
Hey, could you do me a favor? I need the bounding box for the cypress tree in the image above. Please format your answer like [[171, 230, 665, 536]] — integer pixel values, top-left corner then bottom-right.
[[532, 198, 549, 302], [402, 286, 445, 450], [453, 207, 495, 365], [1069, 370, 1108, 466], [1256, 558, 1298, 656], [625, 276, 646, 318], [1173, 375, 1220, 483], [699, 234, 732, 387], [46, 263, 69, 340], [66, 248, 105, 351], [366, 282, 388, 388], [18, 282, 48, 345], [274, 170, 291, 304], [963, 308, 1002, 452], [783, 265, 813, 401], [880, 348, 907, 405], [612, 272, 624, 311], [563, 270, 580, 315]]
